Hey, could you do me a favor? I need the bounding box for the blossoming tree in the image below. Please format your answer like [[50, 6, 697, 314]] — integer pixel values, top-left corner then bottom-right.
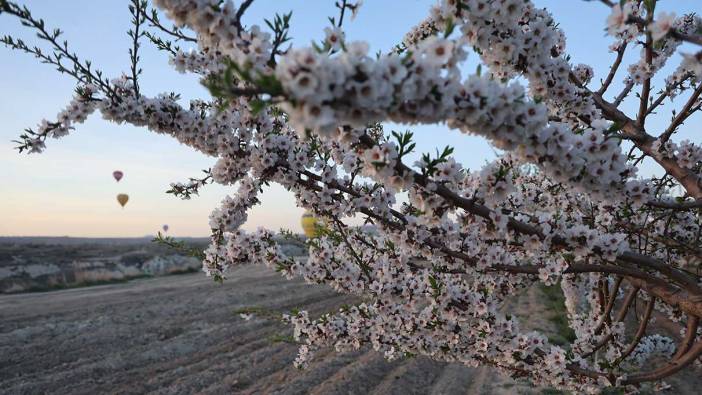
[[2, 0, 702, 391]]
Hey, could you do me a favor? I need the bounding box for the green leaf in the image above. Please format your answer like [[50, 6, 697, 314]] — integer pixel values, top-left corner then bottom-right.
[[607, 121, 622, 134], [249, 99, 267, 115], [444, 17, 455, 38]]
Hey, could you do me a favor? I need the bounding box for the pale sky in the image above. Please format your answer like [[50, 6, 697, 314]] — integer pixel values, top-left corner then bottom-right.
[[1, 1, 700, 237]]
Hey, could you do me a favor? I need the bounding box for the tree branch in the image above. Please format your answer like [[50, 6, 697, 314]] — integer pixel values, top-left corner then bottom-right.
[[659, 83, 702, 144]]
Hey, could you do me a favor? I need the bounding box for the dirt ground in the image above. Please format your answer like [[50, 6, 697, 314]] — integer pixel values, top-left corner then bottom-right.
[[0, 265, 699, 394]]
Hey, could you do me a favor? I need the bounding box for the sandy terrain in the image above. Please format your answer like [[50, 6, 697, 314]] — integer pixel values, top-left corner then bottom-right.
[[0, 265, 699, 394]]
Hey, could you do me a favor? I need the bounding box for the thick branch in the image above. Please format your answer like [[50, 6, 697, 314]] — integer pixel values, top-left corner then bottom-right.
[[673, 315, 700, 359], [646, 198, 702, 210], [591, 92, 702, 199], [583, 286, 639, 358], [626, 276, 702, 318], [615, 297, 655, 365], [621, 339, 702, 384]]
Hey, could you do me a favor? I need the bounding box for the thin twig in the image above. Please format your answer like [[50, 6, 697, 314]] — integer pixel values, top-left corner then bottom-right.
[[659, 83, 702, 144], [598, 42, 627, 95]]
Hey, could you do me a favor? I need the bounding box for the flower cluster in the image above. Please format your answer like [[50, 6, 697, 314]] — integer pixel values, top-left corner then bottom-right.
[[430, 0, 595, 124], [626, 14, 699, 85], [22, 84, 99, 153], [5, 0, 702, 392], [275, 44, 642, 202], [323, 26, 344, 52], [652, 139, 702, 170], [154, 0, 273, 73], [650, 12, 677, 42], [606, 2, 643, 41], [681, 51, 702, 79], [170, 48, 225, 74], [401, 16, 438, 49], [572, 64, 594, 86]]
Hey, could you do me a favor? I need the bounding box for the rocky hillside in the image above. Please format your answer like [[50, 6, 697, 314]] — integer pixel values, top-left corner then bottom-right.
[[0, 237, 308, 294], [0, 237, 211, 293]]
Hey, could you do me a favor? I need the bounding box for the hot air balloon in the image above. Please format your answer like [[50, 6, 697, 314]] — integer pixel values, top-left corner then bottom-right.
[[162, 224, 169, 233], [116, 193, 129, 208], [301, 211, 322, 238], [113, 170, 124, 182]]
